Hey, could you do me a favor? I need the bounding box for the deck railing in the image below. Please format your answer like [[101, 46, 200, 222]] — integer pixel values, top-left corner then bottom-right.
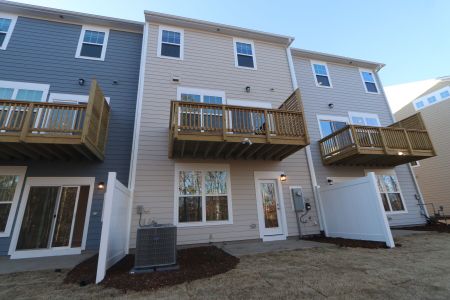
[[170, 101, 307, 140], [0, 80, 110, 160], [319, 116, 434, 162]]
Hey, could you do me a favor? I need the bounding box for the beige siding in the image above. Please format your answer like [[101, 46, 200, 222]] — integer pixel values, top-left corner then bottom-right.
[[131, 23, 319, 247], [293, 55, 426, 226], [396, 101, 450, 215]]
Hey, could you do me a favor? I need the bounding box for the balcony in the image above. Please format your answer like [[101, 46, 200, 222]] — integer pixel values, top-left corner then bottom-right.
[[169, 89, 309, 160], [0, 80, 110, 161], [318, 113, 436, 166]]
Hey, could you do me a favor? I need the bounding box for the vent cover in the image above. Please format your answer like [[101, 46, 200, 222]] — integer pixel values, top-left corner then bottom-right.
[[135, 224, 177, 269]]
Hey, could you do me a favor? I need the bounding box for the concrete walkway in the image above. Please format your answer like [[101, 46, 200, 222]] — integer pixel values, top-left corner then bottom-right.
[[218, 238, 333, 257], [0, 251, 96, 274]]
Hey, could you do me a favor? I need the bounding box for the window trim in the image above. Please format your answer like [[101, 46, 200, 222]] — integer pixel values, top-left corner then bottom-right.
[[176, 86, 226, 102], [174, 163, 233, 227], [48, 93, 111, 104], [75, 25, 110, 61], [316, 114, 349, 138], [359, 68, 380, 94], [0, 166, 27, 238], [310, 60, 332, 88], [365, 169, 408, 215], [0, 13, 18, 50], [157, 25, 184, 60], [233, 38, 257, 70], [348, 111, 381, 126], [0, 80, 50, 102]]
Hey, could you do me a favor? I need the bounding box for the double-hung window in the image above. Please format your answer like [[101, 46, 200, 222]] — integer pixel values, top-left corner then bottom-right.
[[311, 61, 331, 87], [234, 38, 256, 69], [367, 170, 406, 213], [0, 14, 17, 50], [76, 26, 109, 61], [158, 26, 183, 59], [175, 164, 232, 226], [360, 69, 379, 94], [0, 167, 26, 237], [348, 112, 381, 127]]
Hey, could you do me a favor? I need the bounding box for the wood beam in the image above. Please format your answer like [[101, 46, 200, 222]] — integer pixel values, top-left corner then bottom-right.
[[256, 144, 276, 159], [0, 145, 25, 160], [234, 144, 252, 159], [245, 144, 265, 159], [265, 145, 290, 160], [180, 140, 186, 158], [203, 142, 214, 158], [54, 144, 79, 160], [72, 145, 95, 160], [215, 142, 227, 158], [36, 144, 69, 160], [4, 144, 40, 160], [278, 146, 298, 161], [224, 143, 241, 159], [192, 141, 200, 157]]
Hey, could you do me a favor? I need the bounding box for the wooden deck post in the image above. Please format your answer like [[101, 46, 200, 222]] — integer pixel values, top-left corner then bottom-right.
[[19, 103, 34, 142], [403, 129, 414, 155], [222, 105, 227, 140], [378, 128, 388, 154]]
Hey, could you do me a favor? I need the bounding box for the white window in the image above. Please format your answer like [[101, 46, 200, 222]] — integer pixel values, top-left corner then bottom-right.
[[0, 14, 17, 50], [427, 96, 437, 104], [414, 100, 425, 110], [348, 111, 381, 127], [440, 90, 450, 100], [177, 87, 225, 104], [360, 69, 379, 94], [310, 61, 332, 87], [75, 26, 109, 61], [0, 166, 26, 237], [366, 169, 407, 214], [233, 38, 256, 69], [410, 161, 420, 167], [174, 164, 233, 226], [317, 115, 349, 138], [157, 26, 183, 59], [0, 80, 50, 102]]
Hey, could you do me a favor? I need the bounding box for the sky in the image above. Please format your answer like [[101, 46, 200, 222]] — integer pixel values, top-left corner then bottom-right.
[[11, 0, 450, 87]]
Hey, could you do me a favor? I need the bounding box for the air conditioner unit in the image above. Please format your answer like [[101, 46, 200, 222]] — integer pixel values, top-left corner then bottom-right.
[[133, 224, 177, 272]]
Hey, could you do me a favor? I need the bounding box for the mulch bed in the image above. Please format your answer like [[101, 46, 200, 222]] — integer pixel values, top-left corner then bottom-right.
[[64, 246, 239, 292], [397, 222, 450, 233], [304, 236, 394, 249]]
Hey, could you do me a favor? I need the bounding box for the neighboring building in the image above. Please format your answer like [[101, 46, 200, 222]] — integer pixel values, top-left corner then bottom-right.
[[129, 11, 435, 248], [0, 1, 142, 258], [387, 77, 450, 216], [291, 49, 435, 227]]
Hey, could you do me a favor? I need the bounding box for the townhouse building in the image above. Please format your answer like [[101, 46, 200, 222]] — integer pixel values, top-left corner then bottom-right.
[[0, 1, 142, 258]]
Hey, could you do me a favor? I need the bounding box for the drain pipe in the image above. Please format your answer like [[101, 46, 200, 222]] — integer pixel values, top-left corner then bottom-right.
[[285, 46, 325, 232]]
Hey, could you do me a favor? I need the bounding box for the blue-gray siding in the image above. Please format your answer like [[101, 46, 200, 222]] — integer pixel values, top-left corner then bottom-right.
[[292, 55, 427, 227], [0, 16, 141, 255]]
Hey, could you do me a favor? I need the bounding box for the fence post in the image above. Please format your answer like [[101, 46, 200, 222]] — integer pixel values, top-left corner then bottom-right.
[[222, 105, 227, 140], [19, 103, 34, 142], [378, 128, 388, 154]]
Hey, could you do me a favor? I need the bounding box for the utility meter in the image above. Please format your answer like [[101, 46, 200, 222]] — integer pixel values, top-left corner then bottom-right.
[[291, 187, 305, 212]]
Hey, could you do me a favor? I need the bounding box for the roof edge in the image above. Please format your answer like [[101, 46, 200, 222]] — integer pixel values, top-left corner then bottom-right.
[[291, 48, 385, 71], [145, 10, 294, 46], [0, 0, 143, 33]]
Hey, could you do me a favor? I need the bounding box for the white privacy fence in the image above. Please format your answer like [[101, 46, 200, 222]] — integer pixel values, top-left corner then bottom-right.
[[317, 172, 395, 248], [96, 172, 132, 283]]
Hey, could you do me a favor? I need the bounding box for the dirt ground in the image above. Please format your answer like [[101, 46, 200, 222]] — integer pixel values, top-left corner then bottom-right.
[[1, 232, 450, 299]]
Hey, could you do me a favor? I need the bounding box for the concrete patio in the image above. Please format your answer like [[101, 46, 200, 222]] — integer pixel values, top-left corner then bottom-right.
[[0, 251, 97, 274]]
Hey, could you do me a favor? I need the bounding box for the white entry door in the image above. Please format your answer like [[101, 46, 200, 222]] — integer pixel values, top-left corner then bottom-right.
[[256, 179, 283, 236]]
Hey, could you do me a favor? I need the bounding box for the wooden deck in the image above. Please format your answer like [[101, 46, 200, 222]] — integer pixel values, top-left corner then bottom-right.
[[0, 80, 110, 160], [318, 113, 436, 166], [169, 89, 310, 160]]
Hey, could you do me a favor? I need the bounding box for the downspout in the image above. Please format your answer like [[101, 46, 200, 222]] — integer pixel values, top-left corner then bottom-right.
[[285, 44, 325, 231], [376, 71, 430, 219], [126, 21, 150, 251]]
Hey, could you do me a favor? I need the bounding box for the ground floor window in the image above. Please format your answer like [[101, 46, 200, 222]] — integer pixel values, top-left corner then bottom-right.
[[367, 169, 407, 213], [175, 164, 232, 225], [0, 166, 26, 237]]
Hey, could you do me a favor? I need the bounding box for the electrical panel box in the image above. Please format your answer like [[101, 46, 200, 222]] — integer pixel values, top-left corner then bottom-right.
[[291, 187, 305, 212]]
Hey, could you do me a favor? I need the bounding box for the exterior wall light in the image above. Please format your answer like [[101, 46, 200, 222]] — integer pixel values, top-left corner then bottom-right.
[[280, 173, 287, 182], [245, 86, 251, 93], [398, 151, 404, 156], [328, 103, 334, 109], [97, 181, 105, 190], [78, 78, 85, 86]]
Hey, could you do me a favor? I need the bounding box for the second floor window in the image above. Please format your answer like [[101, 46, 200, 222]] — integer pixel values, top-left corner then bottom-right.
[[311, 61, 331, 87], [234, 39, 256, 69], [158, 27, 183, 59], [360, 70, 379, 94], [0, 15, 17, 50], [76, 26, 109, 61]]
